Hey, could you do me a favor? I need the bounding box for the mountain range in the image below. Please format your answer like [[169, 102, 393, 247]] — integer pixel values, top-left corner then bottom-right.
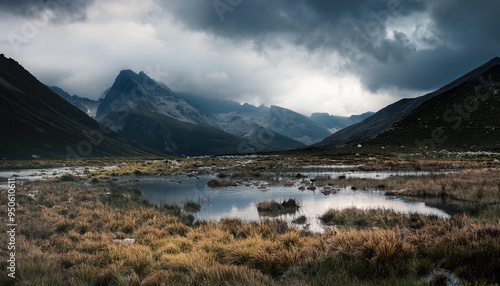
[[2, 53, 497, 159], [92, 70, 309, 155], [49, 69, 369, 156], [178, 93, 332, 146]]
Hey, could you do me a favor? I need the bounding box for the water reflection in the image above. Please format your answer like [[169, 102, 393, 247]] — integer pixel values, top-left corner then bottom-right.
[[135, 175, 450, 232], [277, 170, 454, 180], [0, 167, 454, 233]]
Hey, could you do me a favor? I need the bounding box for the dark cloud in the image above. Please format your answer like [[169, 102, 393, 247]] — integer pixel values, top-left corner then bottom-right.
[[159, 0, 426, 55], [358, 0, 500, 92], [0, 0, 94, 23], [1, 0, 497, 115], [160, 0, 424, 38], [158, 0, 500, 94]]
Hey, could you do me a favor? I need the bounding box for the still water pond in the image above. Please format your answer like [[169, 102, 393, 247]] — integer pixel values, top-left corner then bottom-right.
[[0, 167, 453, 232], [133, 174, 450, 232]]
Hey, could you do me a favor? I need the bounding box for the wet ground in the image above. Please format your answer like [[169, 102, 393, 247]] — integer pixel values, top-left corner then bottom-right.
[[0, 161, 464, 232]]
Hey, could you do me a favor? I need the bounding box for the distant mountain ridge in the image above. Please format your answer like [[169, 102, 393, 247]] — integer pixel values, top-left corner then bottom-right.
[[177, 93, 332, 145], [49, 86, 101, 117], [95, 70, 305, 155], [310, 112, 374, 133], [44, 69, 374, 154], [316, 57, 500, 150], [0, 54, 158, 159]]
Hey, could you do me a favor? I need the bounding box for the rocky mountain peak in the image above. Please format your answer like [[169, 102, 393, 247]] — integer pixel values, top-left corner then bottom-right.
[[114, 69, 159, 89], [96, 69, 176, 119]]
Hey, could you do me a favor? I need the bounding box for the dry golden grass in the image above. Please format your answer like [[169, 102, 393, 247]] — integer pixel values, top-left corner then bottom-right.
[[1, 156, 499, 285], [383, 168, 500, 203], [324, 168, 500, 204]]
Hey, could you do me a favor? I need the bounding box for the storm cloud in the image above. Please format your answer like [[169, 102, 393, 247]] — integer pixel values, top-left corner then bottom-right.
[[0, 0, 94, 22], [159, 0, 500, 92], [0, 0, 498, 116]]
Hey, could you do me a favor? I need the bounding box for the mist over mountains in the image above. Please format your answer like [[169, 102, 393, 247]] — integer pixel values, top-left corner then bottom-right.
[[49, 68, 370, 156], [1, 54, 499, 159], [49, 86, 102, 118]]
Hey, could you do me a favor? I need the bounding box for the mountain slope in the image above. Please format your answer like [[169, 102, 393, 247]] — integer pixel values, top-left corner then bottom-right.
[[265, 105, 331, 145], [105, 106, 244, 156], [96, 70, 214, 126], [176, 92, 243, 114], [317, 57, 500, 147], [367, 58, 500, 150], [0, 54, 159, 159], [50, 86, 101, 117]]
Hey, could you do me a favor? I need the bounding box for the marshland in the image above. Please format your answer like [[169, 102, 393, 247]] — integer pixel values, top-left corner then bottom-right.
[[1, 154, 499, 285]]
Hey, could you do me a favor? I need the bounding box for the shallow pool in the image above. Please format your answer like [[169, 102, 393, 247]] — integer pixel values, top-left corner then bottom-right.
[[134, 175, 450, 232]]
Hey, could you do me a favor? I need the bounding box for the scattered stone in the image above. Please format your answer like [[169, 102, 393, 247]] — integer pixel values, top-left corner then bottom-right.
[[292, 215, 307, 225], [425, 269, 461, 286], [112, 238, 135, 245], [307, 185, 317, 191], [385, 188, 412, 196], [320, 186, 337, 196], [207, 179, 237, 188], [301, 178, 311, 184], [258, 184, 269, 191]]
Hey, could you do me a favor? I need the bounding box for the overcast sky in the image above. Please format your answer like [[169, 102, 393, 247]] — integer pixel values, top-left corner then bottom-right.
[[1, 0, 499, 116]]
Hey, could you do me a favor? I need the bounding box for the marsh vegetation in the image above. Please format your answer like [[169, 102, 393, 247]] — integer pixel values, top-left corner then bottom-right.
[[0, 154, 499, 285], [257, 199, 300, 217]]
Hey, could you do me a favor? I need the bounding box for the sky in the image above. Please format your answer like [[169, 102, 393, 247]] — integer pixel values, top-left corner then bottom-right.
[[0, 0, 499, 116]]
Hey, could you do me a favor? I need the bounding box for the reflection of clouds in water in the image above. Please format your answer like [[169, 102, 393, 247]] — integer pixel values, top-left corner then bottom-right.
[[134, 177, 452, 232], [301, 191, 450, 218], [2, 167, 452, 229], [228, 204, 258, 219], [199, 191, 260, 221]]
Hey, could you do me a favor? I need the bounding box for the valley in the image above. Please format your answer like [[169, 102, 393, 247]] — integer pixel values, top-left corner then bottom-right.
[[1, 43, 499, 286], [1, 1, 499, 285]]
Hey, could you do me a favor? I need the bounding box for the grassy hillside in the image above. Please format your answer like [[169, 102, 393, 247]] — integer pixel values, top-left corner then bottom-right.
[[369, 65, 500, 151]]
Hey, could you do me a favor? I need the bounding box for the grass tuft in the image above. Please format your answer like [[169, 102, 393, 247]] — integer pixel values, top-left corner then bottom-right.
[[208, 179, 237, 188], [257, 199, 300, 217]]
